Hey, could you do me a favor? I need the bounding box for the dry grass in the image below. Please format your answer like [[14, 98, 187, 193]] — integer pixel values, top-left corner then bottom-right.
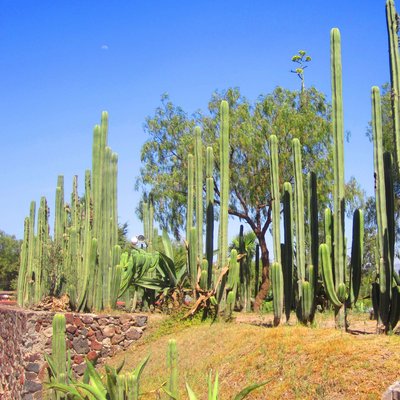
[[108, 312, 400, 399]]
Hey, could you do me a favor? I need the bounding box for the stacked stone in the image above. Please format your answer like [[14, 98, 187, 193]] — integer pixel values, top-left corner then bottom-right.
[[64, 313, 147, 375], [0, 305, 147, 399]]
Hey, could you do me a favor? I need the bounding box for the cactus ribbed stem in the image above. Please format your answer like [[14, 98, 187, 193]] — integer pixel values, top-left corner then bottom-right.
[[194, 126, 204, 261], [386, 0, 400, 174], [331, 27, 346, 300], [218, 100, 229, 271], [292, 138, 305, 283], [282, 182, 293, 322], [206, 146, 214, 289], [167, 339, 179, 400], [186, 154, 194, 243], [269, 135, 281, 266]]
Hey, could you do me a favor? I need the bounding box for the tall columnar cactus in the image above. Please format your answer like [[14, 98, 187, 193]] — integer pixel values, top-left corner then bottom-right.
[[189, 226, 198, 287], [331, 27, 346, 328], [216, 100, 230, 307], [292, 138, 314, 323], [218, 100, 229, 271], [282, 182, 293, 322], [194, 126, 204, 262], [225, 249, 239, 319], [371, 86, 400, 332], [34, 197, 50, 304], [269, 135, 283, 324], [308, 172, 318, 282], [18, 112, 120, 313], [54, 175, 65, 245], [269, 135, 281, 266], [205, 146, 214, 289], [319, 29, 364, 329], [186, 154, 194, 244], [167, 339, 179, 400], [386, 0, 400, 173], [238, 225, 251, 312]]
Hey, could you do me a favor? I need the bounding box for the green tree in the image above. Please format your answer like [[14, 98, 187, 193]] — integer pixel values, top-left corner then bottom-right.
[[0, 230, 21, 290], [137, 87, 361, 310]]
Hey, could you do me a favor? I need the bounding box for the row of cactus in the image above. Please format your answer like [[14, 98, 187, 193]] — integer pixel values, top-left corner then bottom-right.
[[371, 86, 400, 332], [184, 100, 256, 315], [268, 29, 365, 329], [268, 135, 318, 326], [185, 101, 232, 297], [318, 29, 364, 330], [17, 112, 123, 312]]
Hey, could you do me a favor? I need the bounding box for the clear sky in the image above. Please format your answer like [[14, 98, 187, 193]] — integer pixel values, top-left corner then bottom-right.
[[0, 0, 390, 240]]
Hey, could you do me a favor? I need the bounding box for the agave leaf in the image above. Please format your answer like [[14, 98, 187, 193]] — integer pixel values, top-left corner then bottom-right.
[[74, 382, 108, 399], [232, 379, 272, 400], [185, 382, 198, 400], [132, 354, 150, 381], [84, 359, 107, 397], [162, 386, 179, 399], [45, 382, 85, 399]]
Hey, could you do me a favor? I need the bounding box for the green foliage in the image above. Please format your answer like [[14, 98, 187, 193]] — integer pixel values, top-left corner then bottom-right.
[[137, 86, 342, 311], [0, 230, 21, 290]]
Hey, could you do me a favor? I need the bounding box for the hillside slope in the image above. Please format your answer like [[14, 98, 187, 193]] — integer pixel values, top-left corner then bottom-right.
[[108, 314, 400, 399]]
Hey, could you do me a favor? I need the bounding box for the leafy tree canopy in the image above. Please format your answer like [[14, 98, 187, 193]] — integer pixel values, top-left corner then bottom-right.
[[136, 86, 364, 308], [0, 230, 21, 290]]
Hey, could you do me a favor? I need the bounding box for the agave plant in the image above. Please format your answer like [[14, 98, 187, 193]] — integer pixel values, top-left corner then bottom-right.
[[185, 370, 270, 400], [46, 356, 149, 400]]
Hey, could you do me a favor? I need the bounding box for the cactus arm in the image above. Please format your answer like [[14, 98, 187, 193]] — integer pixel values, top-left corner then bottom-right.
[[320, 244, 342, 307]]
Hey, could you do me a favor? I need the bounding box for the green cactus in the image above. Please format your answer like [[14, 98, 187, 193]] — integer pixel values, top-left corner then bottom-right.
[[200, 259, 209, 291], [371, 85, 400, 332], [386, 0, 400, 174], [269, 135, 281, 267], [218, 100, 229, 271], [319, 29, 364, 329], [282, 182, 293, 322], [186, 154, 195, 244], [206, 146, 214, 289], [217, 100, 230, 308], [225, 249, 239, 319], [194, 126, 204, 262], [167, 339, 179, 400], [271, 262, 283, 326], [189, 226, 198, 288], [269, 135, 284, 324]]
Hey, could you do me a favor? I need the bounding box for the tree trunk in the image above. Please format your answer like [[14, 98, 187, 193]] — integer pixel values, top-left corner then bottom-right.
[[253, 235, 270, 312]]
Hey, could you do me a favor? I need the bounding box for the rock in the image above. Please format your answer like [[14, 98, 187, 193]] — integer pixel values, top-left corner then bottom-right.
[[65, 313, 74, 324], [66, 324, 77, 334], [98, 318, 109, 326], [73, 317, 84, 328], [95, 330, 104, 341], [74, 355, 84, 365], [119, 314, 133, 324], [81, 315, 94, 324], [72, 337, 89, 354], [43, 327, 53, 338], [25, 363, 40, 373], [111, 334, 124, 345], [73, 363, 87, 376], [91, 340, 102, 351], [103, 325, 115, 337], [135, 316, 147, 327], [87, 351, 98, 361], [125, 327, 141, 340], [23, 380, 42, 393]]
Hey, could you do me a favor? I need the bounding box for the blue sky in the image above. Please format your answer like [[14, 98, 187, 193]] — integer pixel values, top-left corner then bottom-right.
[[0, 0, 390, 240]]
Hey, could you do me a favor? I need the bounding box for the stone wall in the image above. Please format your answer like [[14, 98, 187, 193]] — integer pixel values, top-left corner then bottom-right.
[[0, 305, 147, 399]]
